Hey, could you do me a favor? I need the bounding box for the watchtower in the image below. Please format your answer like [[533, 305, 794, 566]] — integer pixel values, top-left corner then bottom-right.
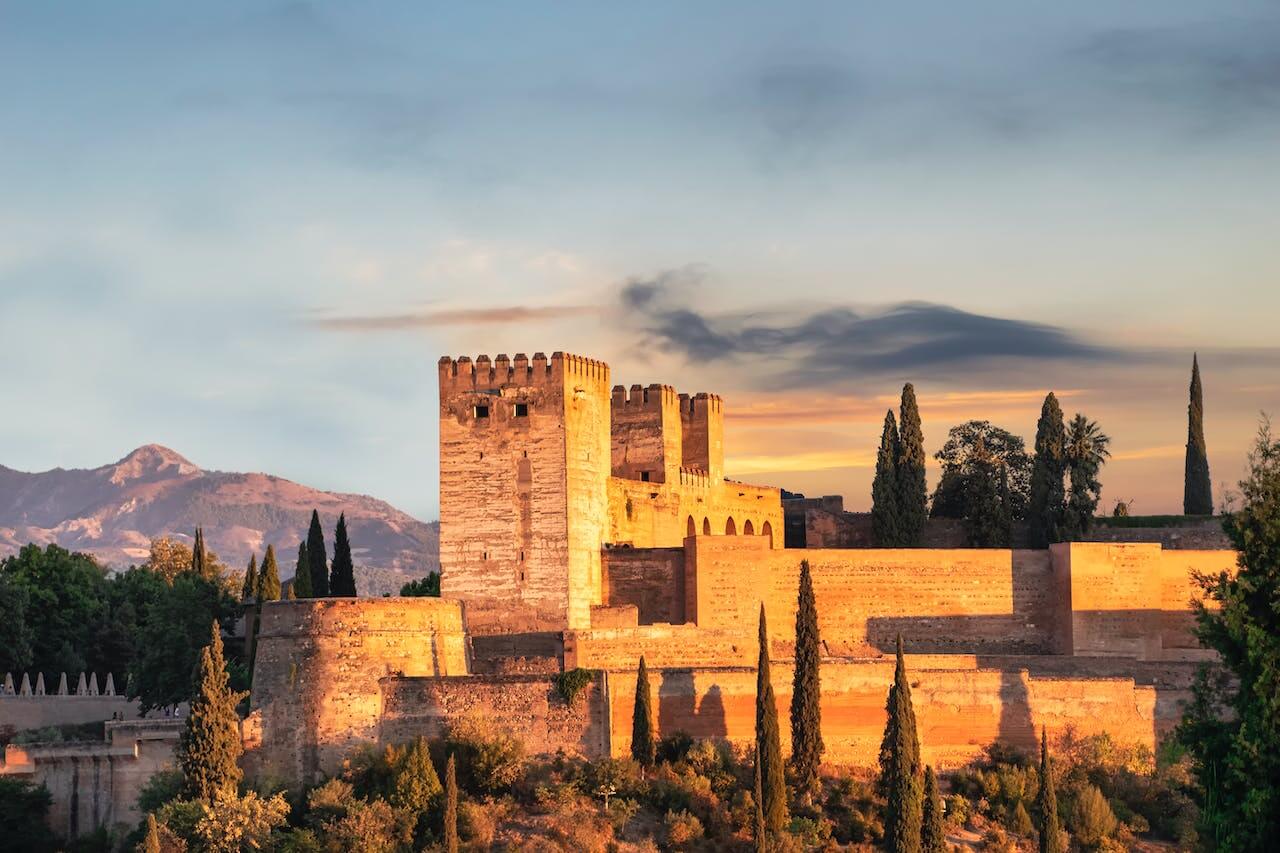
[[437, 352, 611, 632]]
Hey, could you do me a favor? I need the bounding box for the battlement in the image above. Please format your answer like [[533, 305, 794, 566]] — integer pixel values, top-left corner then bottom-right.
[[611, 383, 680, 410], [2, 671, 118, 698], [678, 391, 723, 415], [679, 467, 711, 488], [439, 351, 610, 393]]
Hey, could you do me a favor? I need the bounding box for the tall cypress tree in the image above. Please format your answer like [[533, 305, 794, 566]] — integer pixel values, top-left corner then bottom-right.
[[306, 511, 329, 598], [329, 513, 357, 597], [257, 544, 282, 602], [1184, 354, 1213, 515], [1037, 728, 1064, 853], [922, 765, 945, 853], [141, 813, 162, 853], [178, 621, 244, 801], [897, 384, 928, 547], [631, 656, 655, 767], [292, 541, 312, 598], [1028, 393, 1067, 547], [753, 759, 767, 853], [191, 527, 207, 578], [790, 560, 823, 797], [241, 554, 258, 602], [872, 410, 903, 547], [755, 604, 788, 833], [443, 753, 459, 853], [881, 635, 922, 853]]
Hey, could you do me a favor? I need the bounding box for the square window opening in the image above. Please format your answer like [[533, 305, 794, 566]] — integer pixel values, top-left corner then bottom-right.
[[640, 471, 651, 482], [474, 405, 489, 419], [514, 403, 529, 417]]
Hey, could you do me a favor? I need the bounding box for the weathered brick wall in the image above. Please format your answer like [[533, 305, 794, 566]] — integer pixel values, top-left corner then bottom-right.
[[1082, 519, 1232, 550], [0, 719, 181, 841], [379, 674, 609, 758], [601, 546, 686, 623], [607, 477, 784, 550], [564, 625, 756, 670], [610, 384, 683, 483], [606, 658, 1170, 770], [687, 537, 1058, 655], [246, 598, 468, 786]]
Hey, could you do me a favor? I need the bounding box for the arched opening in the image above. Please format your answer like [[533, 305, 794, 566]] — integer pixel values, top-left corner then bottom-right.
[[686, 516, 696, 537], [743, 519, 754, 536], [702, 517, 711, 535], [762, 520, 773, 547], [725, 517, 736, 536]]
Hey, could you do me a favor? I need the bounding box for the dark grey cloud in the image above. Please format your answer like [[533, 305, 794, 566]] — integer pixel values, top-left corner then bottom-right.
[[621, 268, 1120, 388]]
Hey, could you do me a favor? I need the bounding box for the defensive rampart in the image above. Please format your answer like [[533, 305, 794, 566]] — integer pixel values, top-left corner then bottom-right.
[[1, 671, 136, 736]]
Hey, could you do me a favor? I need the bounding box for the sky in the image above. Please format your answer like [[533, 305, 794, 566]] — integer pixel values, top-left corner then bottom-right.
[[2, 2, 1279, 521]]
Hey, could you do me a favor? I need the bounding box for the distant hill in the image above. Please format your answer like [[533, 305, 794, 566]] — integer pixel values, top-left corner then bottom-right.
[[0, 445, 439, 596]]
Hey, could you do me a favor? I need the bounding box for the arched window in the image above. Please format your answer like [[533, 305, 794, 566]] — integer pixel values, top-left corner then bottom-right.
[[725, 517, 736, 536], [743, 519, 754, 536], [762, 520, 773, 547], [687, 516, 696, 537], [702, 517, 711, 535]]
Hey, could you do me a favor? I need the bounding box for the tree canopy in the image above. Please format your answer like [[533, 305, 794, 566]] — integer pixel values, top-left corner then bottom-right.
[[930, 420, 1032, 524]]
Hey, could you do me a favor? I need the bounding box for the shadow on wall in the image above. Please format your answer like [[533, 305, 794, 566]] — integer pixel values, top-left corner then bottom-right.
[[657, 670, 727, 738]]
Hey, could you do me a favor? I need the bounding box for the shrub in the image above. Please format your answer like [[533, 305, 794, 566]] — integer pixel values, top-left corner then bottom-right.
[[0, 778, 58, 853], [664, 808, 704, 846], [1006, 800, 1033, 836], [554, 668, 596, 705], [137, 767, 185, 813], [606, 797, 640, 834], [1070, 784, 1118, 848], [446, 716, 525, 795], [656, 731, 694, 764], [944, 793, 969, 827]]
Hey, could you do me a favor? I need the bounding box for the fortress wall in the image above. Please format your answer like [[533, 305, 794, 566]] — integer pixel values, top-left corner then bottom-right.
[[606, 660, 1161, 770], [1158, 549, 1235, 652], [0, 694, 136, 734], [610, 384, 682, 483], [607, 478, 783, 551], [564, 625, 756, 670], [687, 537, 1057, 655], [379, 674, 609, 759], [601, 546, 686, 624], [246, 598, 467, 786], [0, 720, 181, 840], [563, 356, 614, 630]]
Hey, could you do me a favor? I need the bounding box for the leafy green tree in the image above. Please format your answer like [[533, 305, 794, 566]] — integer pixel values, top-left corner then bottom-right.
[[292, 541, 312, 599], [872, 410, 902, 546], [1184, 353, 1213, 515], [329, 513, 357, 597], [93, 565, 167, 689], [897, 383, 928, 547], [0, 574, 34, 673], [790, 559, 823, 797], [1037, 728, 1065, 853], [390, 736, 442, 813], [0, 777, 58, 852], [922, 765, 945, 853], [399, 573, 441, 597], [1062, 415, 1111, 540], [1028, 393, 1067, 547], [257, 545, 282, 602], [755, 604, 788, 833], [1069, 784, 1117, 848], [444, 754, 459, 853], [881, 635, 922, 853], [1178, 421, 1280, 850], [178, 622, 245, 801], [930, 420, 1032, 524], [631, 656, 656, 768], [0, 544, 107, 679], [241, 554, 258, 602], [130, 574, 238, 713], [963, 441, 1013, 547], [306, 511, 329, 598]]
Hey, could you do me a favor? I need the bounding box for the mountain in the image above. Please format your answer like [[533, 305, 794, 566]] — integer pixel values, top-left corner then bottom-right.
[[0, 445, 439, 596]]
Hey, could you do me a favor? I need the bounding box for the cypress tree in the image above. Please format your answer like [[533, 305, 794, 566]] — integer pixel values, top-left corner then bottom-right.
[[789, 559, 823, 797], [631, 656, 656, 768], [257, 544, 281, 602], [390, 736, 442, 813], [753, 758, 767, 853], [141, 812, 162, 853], [306, 511, 329, 597], [292, 541, 311, 598], [755, 604, 788, 833], [241, 554, 258, 602], [922, 765, 945, 853], [1028, 393, 1067, 547], [329, 513, 357, 597], [881, 635, 923, 853], [897, 384, 928, 547], [191, 527, 207, 578], [872, 410, 902, 547], [1183, 354, 1213, 515], [178, 621, 244, 801], [1037, 728, 1064, 853], [444, 753, 459, 853]]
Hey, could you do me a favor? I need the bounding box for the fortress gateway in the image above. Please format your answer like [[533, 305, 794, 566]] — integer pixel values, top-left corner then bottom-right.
[[241, 351, 1235, 789]]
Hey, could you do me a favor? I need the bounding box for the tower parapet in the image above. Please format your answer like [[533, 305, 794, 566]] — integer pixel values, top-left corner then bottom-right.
[[679, 392, 724, 482]]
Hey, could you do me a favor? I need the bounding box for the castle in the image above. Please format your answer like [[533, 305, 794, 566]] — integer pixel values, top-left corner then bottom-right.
[[243, 352, 1235, 789], [3, 351, 1238, 838]]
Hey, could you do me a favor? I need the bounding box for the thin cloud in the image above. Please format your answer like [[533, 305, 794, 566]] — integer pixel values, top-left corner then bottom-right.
[[312, 304, 600, 331]]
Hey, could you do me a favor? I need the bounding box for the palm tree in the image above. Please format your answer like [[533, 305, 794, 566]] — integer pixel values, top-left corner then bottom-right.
[[1063, 415, 1111, 539]]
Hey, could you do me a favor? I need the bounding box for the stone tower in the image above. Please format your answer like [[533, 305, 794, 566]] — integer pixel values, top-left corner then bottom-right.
[[438, 352, 611, 633]]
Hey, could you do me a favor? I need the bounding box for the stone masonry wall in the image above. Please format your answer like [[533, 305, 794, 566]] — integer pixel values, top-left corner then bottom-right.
[[600, 546, 686, 624], [245, 598, 467, 787]]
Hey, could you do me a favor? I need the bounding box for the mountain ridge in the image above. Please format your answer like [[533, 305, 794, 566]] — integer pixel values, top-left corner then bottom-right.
[[0, 445, 439, 596]]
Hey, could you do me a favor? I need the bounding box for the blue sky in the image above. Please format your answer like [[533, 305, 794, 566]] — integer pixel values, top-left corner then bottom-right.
[[3, 2, 1279, 518]]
